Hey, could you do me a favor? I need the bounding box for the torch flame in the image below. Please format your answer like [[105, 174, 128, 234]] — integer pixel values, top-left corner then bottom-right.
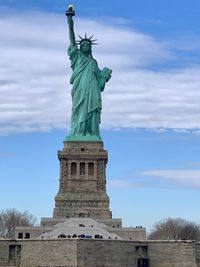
[[68, 4, 73, 11]]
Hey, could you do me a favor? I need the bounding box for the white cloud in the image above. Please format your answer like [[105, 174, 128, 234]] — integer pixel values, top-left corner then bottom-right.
[[109, 179, 139, 189], [139, 169, 200, 188], [0, 9, 200, 134], [109, 169, 200, 189]]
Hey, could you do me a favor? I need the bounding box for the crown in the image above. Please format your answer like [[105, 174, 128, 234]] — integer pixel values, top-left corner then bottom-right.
[[76, 33, 98, 45]]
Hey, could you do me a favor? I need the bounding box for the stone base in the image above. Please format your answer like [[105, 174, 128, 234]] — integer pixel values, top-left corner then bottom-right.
[[1, 238, 198, 267], [54, 141, 112, 220]]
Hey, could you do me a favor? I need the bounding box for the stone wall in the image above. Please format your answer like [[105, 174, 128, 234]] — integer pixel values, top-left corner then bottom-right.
[[77, 239, 137, 267], [15, 226, 52, 239], [0, 239, 77, 267], [108, 227, 146, 241], [20, 239, 77, 267], [148, 241, 197, 267], [0, 240, 9, 265], [195, 242, 200, 267], [0, 239, 199, 267]]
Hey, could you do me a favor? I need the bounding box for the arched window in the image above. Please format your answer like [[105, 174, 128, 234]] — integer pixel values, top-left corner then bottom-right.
[[88, 162, 94, 175], [71, 162, 77, 175], [80, 162, 85, 175]]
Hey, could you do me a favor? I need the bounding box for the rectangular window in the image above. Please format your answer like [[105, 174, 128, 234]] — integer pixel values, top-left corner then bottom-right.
[[18, 232, 23, 239], [71, 162, 77, 175], [88, 162, 94, 175], [25, 233, 30, 239]]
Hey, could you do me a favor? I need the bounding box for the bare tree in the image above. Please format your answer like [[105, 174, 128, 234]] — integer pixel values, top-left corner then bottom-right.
[[148, 217, 200, 241], [0, 208, 37, 238]]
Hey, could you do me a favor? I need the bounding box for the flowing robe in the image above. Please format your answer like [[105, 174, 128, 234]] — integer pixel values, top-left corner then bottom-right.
[[68, 44, 105, 138]]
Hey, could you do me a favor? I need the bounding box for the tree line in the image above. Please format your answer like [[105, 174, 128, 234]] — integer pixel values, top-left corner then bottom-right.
[[148, 217, 200, 240], [0, 208, 36, 238]]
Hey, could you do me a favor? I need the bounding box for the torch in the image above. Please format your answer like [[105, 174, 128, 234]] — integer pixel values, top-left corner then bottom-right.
[[65, 4, 75, 17]]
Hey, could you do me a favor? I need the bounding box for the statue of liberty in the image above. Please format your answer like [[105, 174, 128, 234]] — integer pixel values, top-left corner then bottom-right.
[[65, 5, 112, 141]]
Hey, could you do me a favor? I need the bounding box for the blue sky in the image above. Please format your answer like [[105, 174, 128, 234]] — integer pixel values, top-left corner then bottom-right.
[[1, 0, 200, 231]]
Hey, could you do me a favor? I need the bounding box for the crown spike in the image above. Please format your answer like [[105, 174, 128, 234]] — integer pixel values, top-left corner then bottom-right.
[[78, 35, 83, 40], [77, 33, 98, 46], [89, 35, 94, 40]]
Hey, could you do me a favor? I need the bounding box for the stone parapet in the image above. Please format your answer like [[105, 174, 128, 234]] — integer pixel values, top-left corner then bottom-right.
[[108, 226, 146, 241]]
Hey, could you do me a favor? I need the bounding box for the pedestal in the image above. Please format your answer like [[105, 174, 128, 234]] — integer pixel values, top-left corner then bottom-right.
[[53, 141, 112, 220]]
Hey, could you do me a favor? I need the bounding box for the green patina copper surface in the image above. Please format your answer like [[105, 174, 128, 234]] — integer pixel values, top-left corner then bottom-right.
[[65, 6, 112, 141]]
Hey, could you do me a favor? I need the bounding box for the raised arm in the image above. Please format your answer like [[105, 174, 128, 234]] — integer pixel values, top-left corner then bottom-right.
[[67, 15, 76, 47], [66, 5, 76, 47]]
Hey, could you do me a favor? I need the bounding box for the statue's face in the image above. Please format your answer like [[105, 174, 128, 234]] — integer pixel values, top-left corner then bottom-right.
[[80, 41, 91, 54]]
